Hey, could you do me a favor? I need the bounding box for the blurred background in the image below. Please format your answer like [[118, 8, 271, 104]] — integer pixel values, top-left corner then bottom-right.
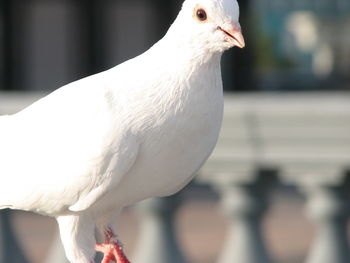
[[1, 0, 349, 92], [0, 0, 350, 263]]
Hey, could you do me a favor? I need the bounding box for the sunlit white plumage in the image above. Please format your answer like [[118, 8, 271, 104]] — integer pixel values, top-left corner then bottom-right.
[[0, 0, 244, 262]]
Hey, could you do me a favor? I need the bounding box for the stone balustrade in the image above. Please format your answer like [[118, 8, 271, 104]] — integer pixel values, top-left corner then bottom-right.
[[199, 93, 350, 263], [0, 92, 350, 263]]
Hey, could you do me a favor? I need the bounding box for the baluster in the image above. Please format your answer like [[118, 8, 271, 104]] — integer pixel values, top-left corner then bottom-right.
[[0, 209, 29, 263], [301, 178, 350, 263], [132, 196, 187, 263], [213, 171, 276, 263]]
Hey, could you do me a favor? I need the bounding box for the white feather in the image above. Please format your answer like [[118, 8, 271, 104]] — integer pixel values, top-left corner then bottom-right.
[[0, 0, 243, 262]]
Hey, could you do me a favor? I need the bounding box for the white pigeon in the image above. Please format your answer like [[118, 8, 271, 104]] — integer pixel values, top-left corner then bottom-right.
[[0, 0, 244, 262]]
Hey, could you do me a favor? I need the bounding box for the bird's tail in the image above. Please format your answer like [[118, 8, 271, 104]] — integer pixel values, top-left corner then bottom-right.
[[0, 115, 9, 130], [0, 115, 14, 210]]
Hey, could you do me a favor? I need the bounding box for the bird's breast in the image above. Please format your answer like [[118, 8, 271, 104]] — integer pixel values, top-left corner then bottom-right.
[[116, 77, 224, 203]]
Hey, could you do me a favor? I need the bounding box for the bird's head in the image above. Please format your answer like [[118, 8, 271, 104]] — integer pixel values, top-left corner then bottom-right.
[[168, 0, 245, 53]]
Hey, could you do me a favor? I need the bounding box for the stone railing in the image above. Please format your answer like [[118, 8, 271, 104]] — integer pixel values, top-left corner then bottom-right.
[[199, 93, 350, 263], [0, 92, 350, 263]]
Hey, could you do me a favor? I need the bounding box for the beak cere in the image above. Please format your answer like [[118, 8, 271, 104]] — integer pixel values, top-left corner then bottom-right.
[[217, 25, 245, 48]]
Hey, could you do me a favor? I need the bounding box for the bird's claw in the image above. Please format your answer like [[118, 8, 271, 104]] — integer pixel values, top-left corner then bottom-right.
[[95, 228, 130, 263]]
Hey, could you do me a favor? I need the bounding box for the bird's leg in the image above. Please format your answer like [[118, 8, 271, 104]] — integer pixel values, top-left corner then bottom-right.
[[95, 228, 131, 263]]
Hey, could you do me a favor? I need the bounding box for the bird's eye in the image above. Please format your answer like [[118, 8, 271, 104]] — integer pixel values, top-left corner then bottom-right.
[[196, 8, 207, 22]]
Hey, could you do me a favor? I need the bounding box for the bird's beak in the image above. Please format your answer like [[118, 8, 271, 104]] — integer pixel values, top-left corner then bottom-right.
[[217, 24, 245, 48]]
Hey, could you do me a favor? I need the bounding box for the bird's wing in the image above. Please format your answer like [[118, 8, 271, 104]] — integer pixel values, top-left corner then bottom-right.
[[68, 131, 139, 212], [0, 71, 140, 214]]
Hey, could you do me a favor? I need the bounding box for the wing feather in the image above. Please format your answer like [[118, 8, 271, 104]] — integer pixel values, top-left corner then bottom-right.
[[0, 72, 139, 215]]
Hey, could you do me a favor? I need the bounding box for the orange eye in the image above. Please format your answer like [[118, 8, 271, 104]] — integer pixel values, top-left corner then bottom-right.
[[196, 8, 207, 21]]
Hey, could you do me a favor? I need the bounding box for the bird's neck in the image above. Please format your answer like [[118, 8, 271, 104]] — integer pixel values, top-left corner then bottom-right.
[[145, 35, 223, 106], [149, 36, 222, 73]]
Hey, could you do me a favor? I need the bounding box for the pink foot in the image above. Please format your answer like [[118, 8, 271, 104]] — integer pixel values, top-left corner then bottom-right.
[[95, 229, 131, 263]]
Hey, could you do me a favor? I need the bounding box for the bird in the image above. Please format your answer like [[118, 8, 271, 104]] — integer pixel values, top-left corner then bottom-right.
[[0, 0, 244, 262]]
